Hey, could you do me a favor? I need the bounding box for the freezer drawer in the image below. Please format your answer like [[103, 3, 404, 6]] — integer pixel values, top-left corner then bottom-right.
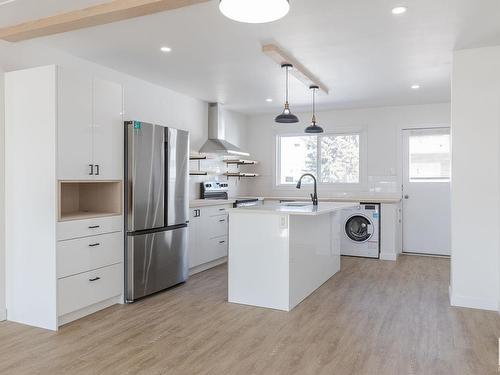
[[126, 226, 188, 301]]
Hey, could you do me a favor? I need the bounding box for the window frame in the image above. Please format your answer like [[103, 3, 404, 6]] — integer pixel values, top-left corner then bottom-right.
[[274, 130, 367, 189]]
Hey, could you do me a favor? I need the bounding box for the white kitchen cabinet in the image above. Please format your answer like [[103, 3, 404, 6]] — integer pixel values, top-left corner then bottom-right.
[[92, 78, 124, 180], [58, 67, 93, 180], [188, 204, 231, 274], [5, 66, 124, 331], [380, 202, 402, 261], [57, 67, 123, 180], [188, 208, 201, 269]]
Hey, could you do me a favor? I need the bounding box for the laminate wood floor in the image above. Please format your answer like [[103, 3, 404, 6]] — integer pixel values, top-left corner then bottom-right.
[[0, 255, 499, 375]]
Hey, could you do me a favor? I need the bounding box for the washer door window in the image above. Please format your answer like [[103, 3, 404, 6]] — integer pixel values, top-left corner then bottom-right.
[[345, 215, 373, 242]]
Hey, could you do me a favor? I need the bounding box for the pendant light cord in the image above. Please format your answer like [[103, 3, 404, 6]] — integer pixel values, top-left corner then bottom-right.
[[285, 65, 289, 103]]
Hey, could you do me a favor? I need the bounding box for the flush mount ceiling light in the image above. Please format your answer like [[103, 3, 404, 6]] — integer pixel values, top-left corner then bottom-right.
[[411, 84, 420, 89], [391, 6, 407, 15], [275, 63, 299, 124], [219, 0, 290, 24], [160, 46, 172, 52], [266, 98, 273, 102], [305, 86, 324, 134]]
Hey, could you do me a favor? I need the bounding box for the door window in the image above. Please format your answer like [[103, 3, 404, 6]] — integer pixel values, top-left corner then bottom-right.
[[408, 128, 450, 182]]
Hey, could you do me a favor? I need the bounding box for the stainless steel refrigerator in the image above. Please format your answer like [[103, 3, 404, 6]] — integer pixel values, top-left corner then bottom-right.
[[124, 121, 189, 302]]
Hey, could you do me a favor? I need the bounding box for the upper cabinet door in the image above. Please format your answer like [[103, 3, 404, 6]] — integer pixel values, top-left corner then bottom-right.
[[57, 67, 93, 180], [92, 79, 124, 180]]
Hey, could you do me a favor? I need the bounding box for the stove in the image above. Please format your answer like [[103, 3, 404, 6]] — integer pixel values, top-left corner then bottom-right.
[[200, 181, 228, 200], [200, 181, 261, 208]]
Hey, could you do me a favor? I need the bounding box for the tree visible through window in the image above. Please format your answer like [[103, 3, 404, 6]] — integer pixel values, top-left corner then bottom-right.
[[278, 134, 360, 185]]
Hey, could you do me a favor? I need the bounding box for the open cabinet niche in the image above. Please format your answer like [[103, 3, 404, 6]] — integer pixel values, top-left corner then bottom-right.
[[59, 181, 122, 221]]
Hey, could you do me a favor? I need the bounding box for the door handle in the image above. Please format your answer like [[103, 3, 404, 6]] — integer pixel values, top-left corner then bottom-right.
[[95, 164, 100, 176], [404, 195, 409, 199], [89, 164, 94, 175], [219, 240, 226, 244], [89, 277, 101, 282]]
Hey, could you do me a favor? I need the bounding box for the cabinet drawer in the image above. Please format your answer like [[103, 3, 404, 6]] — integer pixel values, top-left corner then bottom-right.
[[58, 263, 122, 316], [210, 236, 228, 260], [202, 205, 232, 217], [57, 215, 122, 240], [206, 215, 228, 239], [57, 232, 123, 278]]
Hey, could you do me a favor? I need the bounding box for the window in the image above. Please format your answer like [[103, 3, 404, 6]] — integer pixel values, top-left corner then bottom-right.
[[277, 133, 361, 185], [408, 129, 450, 182]]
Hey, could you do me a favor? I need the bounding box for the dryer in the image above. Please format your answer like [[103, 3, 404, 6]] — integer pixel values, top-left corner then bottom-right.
[[341, 203, 380, 258]]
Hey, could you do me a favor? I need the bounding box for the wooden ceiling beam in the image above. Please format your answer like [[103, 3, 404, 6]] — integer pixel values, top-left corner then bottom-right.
[[0, 0, 211, 42], [262, 44, 329, 95]]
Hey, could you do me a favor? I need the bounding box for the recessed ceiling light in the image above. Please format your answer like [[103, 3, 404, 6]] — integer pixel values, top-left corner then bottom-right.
[[411, 84, 420, 90], [266, 98, 273, 102], [219, 0, 290, 24], [391, 6, 407, 15], [160, 46, 172, 53]]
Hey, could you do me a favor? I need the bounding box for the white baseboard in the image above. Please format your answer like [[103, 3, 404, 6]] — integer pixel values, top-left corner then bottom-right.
[[449, 285, 499, 312], [189, 257, 227, 276], [58, 296, 121, 327], [379, 252, 398, 261], [0, 308, 6, 321]]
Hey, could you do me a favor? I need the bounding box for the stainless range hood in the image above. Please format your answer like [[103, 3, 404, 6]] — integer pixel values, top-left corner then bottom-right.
[[199, 103, 249, 156]]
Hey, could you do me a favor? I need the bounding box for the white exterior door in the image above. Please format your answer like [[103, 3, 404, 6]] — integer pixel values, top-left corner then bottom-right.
[[402, 128, 451, 255], [92, 78, 123, 180], [57, 67, 93, 180]]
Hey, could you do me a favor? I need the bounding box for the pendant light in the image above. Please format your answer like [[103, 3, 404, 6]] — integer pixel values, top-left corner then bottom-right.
[[305, 85, 324, 133], [275, 63, 299, 124], [219, 0, 290, 24]]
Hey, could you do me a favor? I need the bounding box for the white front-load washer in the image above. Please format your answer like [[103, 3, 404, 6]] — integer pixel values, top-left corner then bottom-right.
[[340, 203, 380, 258]]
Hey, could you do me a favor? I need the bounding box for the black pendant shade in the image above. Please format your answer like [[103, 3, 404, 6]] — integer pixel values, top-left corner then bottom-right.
[[305, 85, 324, 133], [275, 63, 299, 124]]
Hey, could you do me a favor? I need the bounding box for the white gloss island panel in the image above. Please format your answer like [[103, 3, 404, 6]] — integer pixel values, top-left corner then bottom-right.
[[228, 203, 352, 311]]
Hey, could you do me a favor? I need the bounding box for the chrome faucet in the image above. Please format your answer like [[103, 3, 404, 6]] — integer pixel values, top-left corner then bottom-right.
[[296, 173, 318, 206]]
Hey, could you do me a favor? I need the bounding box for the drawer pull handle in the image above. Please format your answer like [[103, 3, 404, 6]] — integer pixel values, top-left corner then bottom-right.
[[218, 208, 225, 211], [88, 225, 100, 229], [219, 240, 226, 244], [89, 243, 100, 247], [219, 219, 226, 222], [89, 277, 101, 282]]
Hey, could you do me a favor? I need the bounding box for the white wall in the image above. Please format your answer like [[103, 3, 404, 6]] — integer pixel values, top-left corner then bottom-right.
[[450, 46, 500, 312], [244, 103, 451, 198], [0, 65, 5, 321]]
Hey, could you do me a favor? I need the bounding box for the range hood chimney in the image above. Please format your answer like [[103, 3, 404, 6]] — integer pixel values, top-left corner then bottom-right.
[[199, 103, 249, 156]]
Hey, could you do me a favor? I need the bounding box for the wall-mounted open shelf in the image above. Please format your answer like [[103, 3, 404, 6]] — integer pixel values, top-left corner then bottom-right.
[[190, 154, 207, 161], [223, 172, 259, 180], [224, 159, 258, 166], [59, 181, 122, 222]]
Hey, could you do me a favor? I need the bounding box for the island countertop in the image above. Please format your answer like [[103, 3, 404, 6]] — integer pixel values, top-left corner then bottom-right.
[[230, 202, 356, 216]]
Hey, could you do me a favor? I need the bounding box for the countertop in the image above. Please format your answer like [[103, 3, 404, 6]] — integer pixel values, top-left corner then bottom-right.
[[260, 195, 401, 204], [230, 202, 357, 216], [190, 195, 400, 208]]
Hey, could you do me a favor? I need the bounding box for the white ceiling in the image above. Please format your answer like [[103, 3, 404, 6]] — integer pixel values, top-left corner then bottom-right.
[[2, 0, 500, 114]]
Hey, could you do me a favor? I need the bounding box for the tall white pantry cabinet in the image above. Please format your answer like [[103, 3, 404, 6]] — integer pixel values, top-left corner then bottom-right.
[[5, 65, 125, 330]]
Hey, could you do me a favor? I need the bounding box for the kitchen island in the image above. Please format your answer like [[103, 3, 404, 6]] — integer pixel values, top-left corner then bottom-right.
[[228, 202, 355, 311]]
